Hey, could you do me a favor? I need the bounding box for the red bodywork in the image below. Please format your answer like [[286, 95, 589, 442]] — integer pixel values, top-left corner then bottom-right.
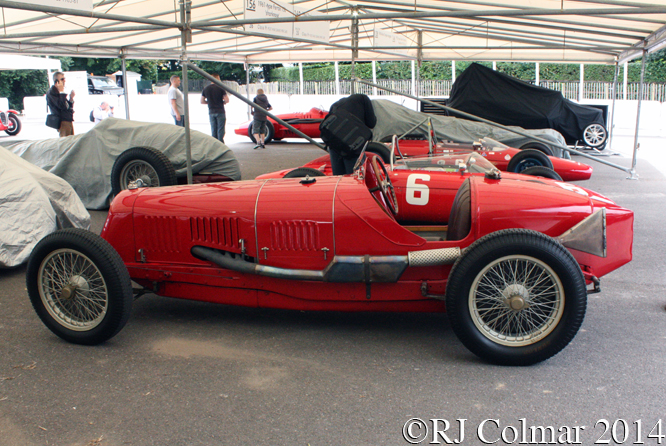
[[101, 156, 632, 313], [234, 107, 326, 140]]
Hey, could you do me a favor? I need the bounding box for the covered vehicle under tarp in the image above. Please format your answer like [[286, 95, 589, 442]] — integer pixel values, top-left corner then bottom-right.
[[6, 118, 242, 209], [445, 63, 605, 146], [371, 99, 567, 153], [0, 148, 90, 268]]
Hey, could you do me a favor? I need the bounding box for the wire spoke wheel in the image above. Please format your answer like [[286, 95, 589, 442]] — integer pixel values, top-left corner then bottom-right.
[[37, 248, 108, 331], [119, 159, 159, 189], [583, 123, 607, 147]]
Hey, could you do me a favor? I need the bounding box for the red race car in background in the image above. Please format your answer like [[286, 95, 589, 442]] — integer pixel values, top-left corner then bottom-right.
[[234, 107, 326, 144], [258, 137, 593, 182], [26, 151, 632, 366], [0, 109, 21, 136]]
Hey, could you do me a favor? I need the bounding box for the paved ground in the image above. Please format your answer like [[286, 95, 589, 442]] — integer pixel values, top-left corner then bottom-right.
[[1, 120, 665, 445]]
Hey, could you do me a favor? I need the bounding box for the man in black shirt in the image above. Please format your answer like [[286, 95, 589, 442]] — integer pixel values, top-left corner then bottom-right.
[[46, 71, 76, 137], [201, 74, 230, 143], [322, 94, 377, 175]]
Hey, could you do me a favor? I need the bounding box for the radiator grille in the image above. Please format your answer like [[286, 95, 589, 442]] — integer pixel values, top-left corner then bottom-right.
[[143, 216, 181, 253], [270, 221, 320, 252], [190, 216, 239, 250]]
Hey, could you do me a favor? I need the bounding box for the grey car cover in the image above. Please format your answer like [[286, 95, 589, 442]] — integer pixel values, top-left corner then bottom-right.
[[0, 148, 90, 268], [6, 118, 242, 209], [371, 99, 567, 152]]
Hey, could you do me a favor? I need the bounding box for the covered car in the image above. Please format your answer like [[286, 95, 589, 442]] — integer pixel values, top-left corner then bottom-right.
[[26, 153, 632, 366], [5, 118, 241, 209], [1, 147, 89, 268], [445, 63, 607, 148]]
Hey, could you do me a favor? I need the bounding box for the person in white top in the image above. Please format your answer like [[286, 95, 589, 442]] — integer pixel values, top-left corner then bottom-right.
[[92, 101, 114, 123], [167, 75, 185, 126]]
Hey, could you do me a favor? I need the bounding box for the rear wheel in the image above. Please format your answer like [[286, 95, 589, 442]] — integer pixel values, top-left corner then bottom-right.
[[248, 121, 274, 144], [26, 229, 133, 345], [519, 166, 563, 181], [507, 149, 553, 174], [5, 113, 21, 136], [519, 141, 553, 156], [445, 229, 587, 365], [365, 141, 393, 164], [583, 123, 607, 149], [283, 167, 326, 178], [111, 147, 177, 196]]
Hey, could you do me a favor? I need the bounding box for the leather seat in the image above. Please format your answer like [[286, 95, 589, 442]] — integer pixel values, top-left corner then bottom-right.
[[446, 179, 472, 241]]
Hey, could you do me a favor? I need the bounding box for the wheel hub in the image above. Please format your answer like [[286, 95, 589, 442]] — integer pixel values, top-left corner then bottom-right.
[[59, 275, 90, 300], [502, 284, 530, 311]]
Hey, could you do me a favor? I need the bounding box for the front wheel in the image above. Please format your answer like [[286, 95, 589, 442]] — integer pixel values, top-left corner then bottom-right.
[[283, 167, 326, 178], [111, 147, 177, 196], [519, 166, 563, 181], [248, 121, 274, 144], [519, 141, 553, 156], [5, 113, 21, 136], [26, 229, 133, 345], [445, 229, 587, 365]]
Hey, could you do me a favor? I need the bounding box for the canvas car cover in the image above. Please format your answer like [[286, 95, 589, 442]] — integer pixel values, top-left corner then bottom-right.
[[6, 118, 242, 209], [371, 99, 567, 151], [0, 147, 90, 268], [445, 63, 604, 144]]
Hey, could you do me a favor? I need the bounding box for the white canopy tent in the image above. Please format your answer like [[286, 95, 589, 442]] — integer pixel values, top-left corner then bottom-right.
[[1, 0, 665, 178]]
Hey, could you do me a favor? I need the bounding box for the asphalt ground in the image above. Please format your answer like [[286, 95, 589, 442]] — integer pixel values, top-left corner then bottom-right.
[[1, 123, 666, 446]]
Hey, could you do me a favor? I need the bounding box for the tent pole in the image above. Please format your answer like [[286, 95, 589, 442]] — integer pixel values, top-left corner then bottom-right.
[[121, 53, 130, 120], [351, 8, 358, 94], [246, 62, 251, 120], [335, 61, 340, 95], [608, 61, 619, 151], [629, 50, 646, 180], [180, 0, 192, 185]]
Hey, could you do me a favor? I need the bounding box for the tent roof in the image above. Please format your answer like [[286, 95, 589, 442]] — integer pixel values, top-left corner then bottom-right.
[[0, 54, 61, 70], [0, 0, 665, 65]]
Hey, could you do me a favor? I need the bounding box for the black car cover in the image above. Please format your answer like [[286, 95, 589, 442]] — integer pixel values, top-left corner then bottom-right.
[[446, 63, 605, 145]]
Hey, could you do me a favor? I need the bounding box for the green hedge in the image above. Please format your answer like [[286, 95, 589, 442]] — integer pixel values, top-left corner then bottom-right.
[[269, 58, 666, 83]]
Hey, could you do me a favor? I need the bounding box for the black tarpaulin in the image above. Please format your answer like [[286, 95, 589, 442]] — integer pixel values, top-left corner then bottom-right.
[[446, 63, 604, 145]]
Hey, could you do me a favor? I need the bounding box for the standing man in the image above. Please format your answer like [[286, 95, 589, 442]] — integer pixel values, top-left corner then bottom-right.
[[200, 73, 230, 142], [167, 75, 185, 127], [46, 71, 75, 137], [251, 88, 272, 149], [92, 101, 114, 123], [321, 93, 377, 175]]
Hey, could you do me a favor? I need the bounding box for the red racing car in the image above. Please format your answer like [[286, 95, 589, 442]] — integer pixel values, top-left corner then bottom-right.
[[26, 153, 632, 365], [234, 107, 326, 144], [258, 137, 592, 182], [0, 109, 21, 136]]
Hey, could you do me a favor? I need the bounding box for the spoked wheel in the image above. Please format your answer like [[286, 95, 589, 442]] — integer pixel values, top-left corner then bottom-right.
[[248, 121, 274, 144], [445, 229, 587, 365], [5, 113, 21, 136], [583, 123, 608, 149], [26, 229, 133, 345], [111, 147, 177, 196]]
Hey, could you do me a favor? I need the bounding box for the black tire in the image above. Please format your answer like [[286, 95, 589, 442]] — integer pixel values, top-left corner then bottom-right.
[[582, 123, 607, 149], [519, 141, 554, 156], [111, 147, 177, 196], [5, 113, 21, 136], [507, 149, 553, 174], [283, 167, 326, 178], [445, 229, 587, 366], [519, 166, 563, 181], [248, 121, 274, 144], [366, 141, 393, 164], [26, 229, 133, 345]]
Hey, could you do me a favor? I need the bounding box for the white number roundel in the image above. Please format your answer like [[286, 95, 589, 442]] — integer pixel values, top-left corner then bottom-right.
[[406, 174, 430, 205]]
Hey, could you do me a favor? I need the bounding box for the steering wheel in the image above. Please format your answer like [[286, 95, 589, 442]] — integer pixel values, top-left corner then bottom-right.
[[367, 155, 399, 215]]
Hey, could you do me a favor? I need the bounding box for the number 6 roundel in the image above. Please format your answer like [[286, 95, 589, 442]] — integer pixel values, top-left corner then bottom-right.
[[405, 174, 430, 206]]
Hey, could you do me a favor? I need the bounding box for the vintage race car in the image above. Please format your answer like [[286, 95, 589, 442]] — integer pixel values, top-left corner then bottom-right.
[[234, 107, 327, 144], [257, 138, 592, 182], [25, 153, 633, 365], [0, 109, 21, 136]]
